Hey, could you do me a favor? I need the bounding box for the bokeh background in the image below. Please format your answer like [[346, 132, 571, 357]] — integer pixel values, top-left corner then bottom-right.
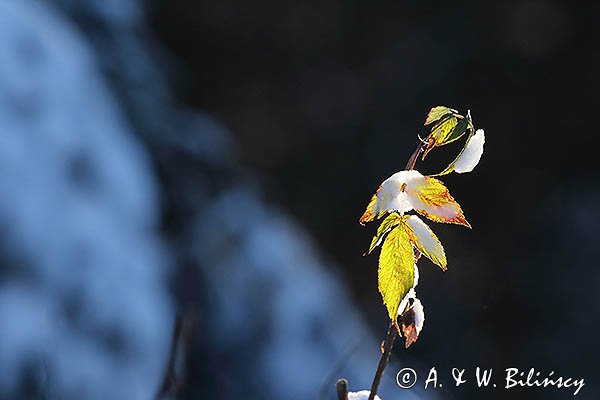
[[0, 1, 598, 399]]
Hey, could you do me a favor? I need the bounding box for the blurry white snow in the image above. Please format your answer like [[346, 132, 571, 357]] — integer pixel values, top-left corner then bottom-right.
[[0, 1, 172, 399]]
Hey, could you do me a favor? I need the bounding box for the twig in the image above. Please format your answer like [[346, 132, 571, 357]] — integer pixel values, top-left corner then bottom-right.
[[405, 136, 428, 171], [336, 379, 349, 400], [367, 322, 397, 400]]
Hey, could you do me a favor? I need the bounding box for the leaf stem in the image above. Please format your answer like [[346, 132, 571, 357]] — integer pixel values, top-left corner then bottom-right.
[[405, 136, 428, 171]]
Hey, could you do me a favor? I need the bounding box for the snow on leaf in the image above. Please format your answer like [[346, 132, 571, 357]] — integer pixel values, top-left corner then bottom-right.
[[400, 296, 425, 348], [359, 170, 422, 224], [359, 170, 470, 228], [413, 262, 419, 287], [454, 129, 485, 173], [404, 215, 447, 270], [368, 215, 446, 270], [397, 287, 416, 318], [378, 224, 415, 321], [412, 298, 425, 333], [436, 128, 485, 176], [410, 176, 471, 228]]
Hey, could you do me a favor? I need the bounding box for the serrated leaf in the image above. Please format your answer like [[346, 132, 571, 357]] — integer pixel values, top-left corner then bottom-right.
[[358, 169, 470, 228], [410, 176, 471, 227], [359, 189, 379, 225], [360, 185, 391, 225], [431, 115, 460, 143], [424, 106, 458, 126], [404, 215, 446, 270], [422, 115, 458, 159], [378, 225, 415, 321], [369, 214, 446, 270], [443, 111, 472, 145], [366, 213, 403, 255]]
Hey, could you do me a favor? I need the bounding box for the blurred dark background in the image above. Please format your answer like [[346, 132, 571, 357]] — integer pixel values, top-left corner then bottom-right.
[[0, 1, 598, 399], [148, 0, 599, 398]]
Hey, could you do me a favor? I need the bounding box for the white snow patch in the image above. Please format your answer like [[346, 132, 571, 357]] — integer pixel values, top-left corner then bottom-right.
[[454, 129, 485, 173], [374, 170, 426, 215], [412, 297, 425, 334], [398, 287, 417, 317], [406, 216, 442, 256], [348, 390, 382, 400]]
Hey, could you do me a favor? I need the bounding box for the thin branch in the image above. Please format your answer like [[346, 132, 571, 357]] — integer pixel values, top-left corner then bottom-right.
[[405, 135, 428, 171], [367, 322, 397, 400]]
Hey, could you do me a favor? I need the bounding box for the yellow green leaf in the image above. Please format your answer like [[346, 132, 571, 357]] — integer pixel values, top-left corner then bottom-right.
[[359, 186, 381, 225], [366, 213, 403, 255], [441, 111, 472, 145], [358, 170, 470, 228], [422, 109, 473, 160], [422, 115, 457, 159], [404, 215, 447, 270], [378, 224, 415, 321], [431, 115, 459, 143], [410, 176, 471, 228], [368, 214, 447, 271], [424, 106, 458, 126]]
